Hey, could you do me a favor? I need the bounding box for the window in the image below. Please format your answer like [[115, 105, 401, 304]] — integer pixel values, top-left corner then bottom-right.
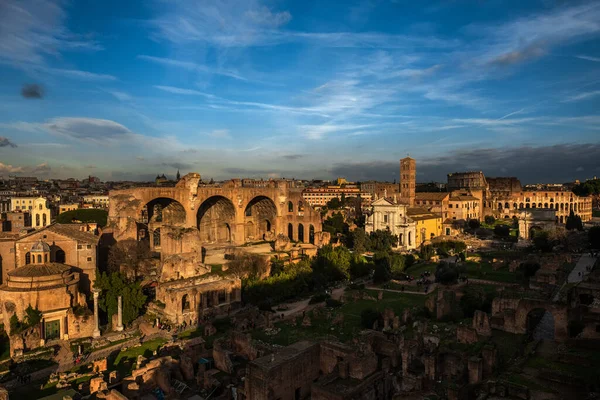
[[87, 257, 92, 262], [87, 245, 92, 249], [383, 214, 388, 223], [77, 244, 82, 250]]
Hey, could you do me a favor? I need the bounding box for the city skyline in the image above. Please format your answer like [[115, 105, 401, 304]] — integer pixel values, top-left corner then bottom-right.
[[1, 0, 600, 183]]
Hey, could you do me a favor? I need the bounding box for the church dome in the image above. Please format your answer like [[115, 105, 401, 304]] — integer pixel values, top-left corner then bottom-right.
[[30, 240, 51, 253]]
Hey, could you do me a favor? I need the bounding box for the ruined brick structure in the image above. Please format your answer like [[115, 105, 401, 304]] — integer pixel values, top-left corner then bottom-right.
[[107, 173, 324, 247]]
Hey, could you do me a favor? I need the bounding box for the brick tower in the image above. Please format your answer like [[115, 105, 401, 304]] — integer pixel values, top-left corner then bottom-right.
[[400, 157, 416, 206]]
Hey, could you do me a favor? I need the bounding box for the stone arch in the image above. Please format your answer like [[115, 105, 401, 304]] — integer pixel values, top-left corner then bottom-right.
[[298, 223, 305, 243], [298, 200, 304, 212], [141, 197, 187, 227], [288, 201, 294, 213], [532, 203, 536, 208], [538, 203, 542, 208], [519, 203, 524, 209], [515, 300, 567, 340], [309, 225, 315, 244], [544, 203, 548, 208], [504, 202, 509, 209], [526, 203, 530, 209], [513, 203, 518, 209], [197, 196, 236, 244], [51, 245, 66, 264], [244, 196, 277, 241], [182, 294, 190, 312], [526, 308, 555, 339], [498, 202, 503, 210], [399, 233, 404, 246], [288, 223, 294, 241]]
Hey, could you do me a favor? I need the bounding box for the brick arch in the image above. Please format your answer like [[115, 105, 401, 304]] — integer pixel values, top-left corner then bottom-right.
[[197, 196, 236, 244], [243, 196, 278, 241], [515, 299, 568, 340]]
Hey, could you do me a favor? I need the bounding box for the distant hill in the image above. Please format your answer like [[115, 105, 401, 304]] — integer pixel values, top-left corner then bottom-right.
[[56, 209, 108, 227]]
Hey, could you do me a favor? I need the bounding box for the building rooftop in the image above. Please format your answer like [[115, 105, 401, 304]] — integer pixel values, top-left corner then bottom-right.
[[415, 192, 449, 201], [251, 341, 317, 371], [8, 263, 71, 278]]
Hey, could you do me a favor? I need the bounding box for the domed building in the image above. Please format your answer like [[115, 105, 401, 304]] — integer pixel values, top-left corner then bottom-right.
[[0, 240, 94, 350]]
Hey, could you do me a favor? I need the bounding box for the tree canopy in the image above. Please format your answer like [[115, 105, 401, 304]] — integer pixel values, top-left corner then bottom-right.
[[95, 271, 147, 327], [565, 210, 583, 231], [56, 208, 108, 226]]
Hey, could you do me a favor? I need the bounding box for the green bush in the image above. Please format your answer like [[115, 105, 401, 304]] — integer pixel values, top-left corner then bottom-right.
[[484, 216, 496, 225], [420, 245, 435, 261], [468, 219, 481, 230], [309, 293, 330, 304], [405, 254, 416, 268], [345, 282, 365, 291], [494, 225, 511, 237], [360, 308, 382, 329], [435, 262, 459, 285], [325, 298, 343, 308]]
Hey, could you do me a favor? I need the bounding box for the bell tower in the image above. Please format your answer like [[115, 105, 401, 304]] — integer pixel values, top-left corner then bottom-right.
[[400, 157, 416, 206]]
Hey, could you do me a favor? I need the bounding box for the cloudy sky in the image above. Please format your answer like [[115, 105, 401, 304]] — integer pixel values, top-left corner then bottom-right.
[[0, 0, 599, 183]]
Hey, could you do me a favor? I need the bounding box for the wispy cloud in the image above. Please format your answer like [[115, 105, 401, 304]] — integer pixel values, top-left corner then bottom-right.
[[138, 55, 248, 81], [563, 90, 600, 102], [41, 67, 116, 81], [576, 54, 600, 62], [154, 85, 216, 98], [0, 0, 102, 66], [209, 129, 231, 138]]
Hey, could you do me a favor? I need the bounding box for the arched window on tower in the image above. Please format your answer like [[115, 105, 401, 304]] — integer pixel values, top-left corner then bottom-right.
[[25, 252, 31, 265], [182, 294, 190, 312], [288, 201, 293, 213]]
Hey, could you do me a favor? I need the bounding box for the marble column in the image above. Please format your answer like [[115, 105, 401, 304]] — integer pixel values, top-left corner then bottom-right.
[[116, 296, 124, 332], [92, 288, 101, 338]]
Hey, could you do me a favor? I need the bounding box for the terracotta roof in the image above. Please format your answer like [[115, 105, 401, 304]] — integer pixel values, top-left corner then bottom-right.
[[415, 192, 449, 201], [19, 223, 99, 245], [8, 263, 71, 278], [450, 194, 479, 201]]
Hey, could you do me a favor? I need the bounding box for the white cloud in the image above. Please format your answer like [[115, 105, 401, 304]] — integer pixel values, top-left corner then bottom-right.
[[44, 117, 131, 141], [576, 55, 600, 62], [154, 85, 216, 97], [0, 162, 24, 173], [41, 67, 117, 81], [209, 129, 231, 138], [0, 0, 102, 66], [138, 55, 248, 81], [563, 90, 600, 102], [107, 91, 132, 101]]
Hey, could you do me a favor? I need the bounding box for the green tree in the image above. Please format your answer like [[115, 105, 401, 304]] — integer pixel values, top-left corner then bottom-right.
[[56, 209, 108, 226], [95, 271, 147, 327], [312, 245, 352, 281], [323, 212, 349, 236], [494, 225, 510, 237], [565, 210, 583, 231], [468, 219, 481, 230], [484, 215, 496, 225], [24, 306, 42, 327], [459, 286, 496, 317], [435, 261, 459, 285], [589, 226, 600, 250], [532, 230, 553, 252], [420, 244, 435, 261], [107, 239, 151, 278], [369, 230, 398, 252], [347, 228, 369, 254]]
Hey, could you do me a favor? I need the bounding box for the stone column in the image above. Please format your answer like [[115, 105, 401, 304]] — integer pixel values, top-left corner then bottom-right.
[[115, 296, 124, 332], [93, 288, 101, 338]]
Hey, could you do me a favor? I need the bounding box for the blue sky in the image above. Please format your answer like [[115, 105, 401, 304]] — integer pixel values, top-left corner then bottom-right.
[[0, 0, 599, 183]]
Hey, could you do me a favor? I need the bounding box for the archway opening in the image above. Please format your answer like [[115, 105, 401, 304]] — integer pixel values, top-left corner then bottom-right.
[[309, 225, 315, 244], [526, 308, 555, 340], [298, 224, 305, 243], [244, 196, 277, 241], [182, 294, 190, 312], [288, 223, 294, 241], [53, 247, 66, 264], [142, 197, 186, 225], [197, 196, 236, 244]]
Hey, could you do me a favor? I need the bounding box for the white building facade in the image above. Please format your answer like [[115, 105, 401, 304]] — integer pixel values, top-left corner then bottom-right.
[[365, 197, 417, 251]]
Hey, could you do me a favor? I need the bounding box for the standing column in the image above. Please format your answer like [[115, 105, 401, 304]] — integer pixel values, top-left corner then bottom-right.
[[116, 296, 124, 332], [93, 288, 101, 338]]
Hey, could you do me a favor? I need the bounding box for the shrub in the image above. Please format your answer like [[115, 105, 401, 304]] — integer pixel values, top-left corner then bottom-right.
[[435, 262, 459, 285], [420, 245, 435, 261], [494, 225, 511, 237], [360, 308, 382, 329], [373, 262, 391, 284], [345, 282, 365, 291], [468, 219, 481, 230], [309, 293, 330, 304], [405, 254, 416, 268], [325, 298, 343, 308], [484, 215, 496, 225]]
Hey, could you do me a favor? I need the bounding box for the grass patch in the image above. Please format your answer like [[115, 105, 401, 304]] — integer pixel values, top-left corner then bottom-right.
[[504, 374, 555, 393], [463, 261, 518, 283], [405, 262, 437, 277], [252, 290, 431, 345], [56, 208, 107, 226], [593, 210, 600, 218], [109, 338, 167, 378], [9, 380, 60, 400]]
